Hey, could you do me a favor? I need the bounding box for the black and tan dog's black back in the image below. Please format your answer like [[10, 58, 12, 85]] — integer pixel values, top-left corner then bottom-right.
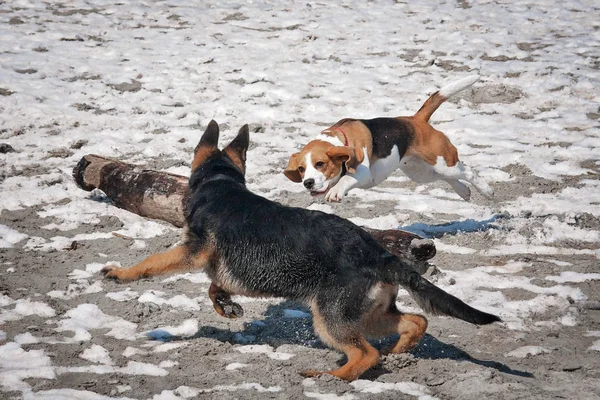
[[102, 121, 500, 381]]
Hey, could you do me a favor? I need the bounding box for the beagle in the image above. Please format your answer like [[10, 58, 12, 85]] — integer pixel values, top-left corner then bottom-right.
[[284, 76, 494, 202]]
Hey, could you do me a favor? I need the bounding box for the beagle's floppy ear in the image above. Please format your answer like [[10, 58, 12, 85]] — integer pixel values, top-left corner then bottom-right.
[[283, 153, 302, 183], [224, 124, 250, 174], [192, 120, 220, 170], [326, 146, 361, 174]]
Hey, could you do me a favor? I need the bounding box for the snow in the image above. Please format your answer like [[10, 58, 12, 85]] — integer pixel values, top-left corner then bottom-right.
[[26, 389, 134, 400], [80, 345, 113, 365], [235, 344, 295, 360], [152, 383, 282, 398], [225, 363, 249, 371], [416, 261, 590, 331], [351, 380, 436, 399], [146, 319, 199, 341], [0, 343, 55, 391], [505, 346, 551, 358], [0, 225, 28, 248], [106, 288, 139, 302], [138, 291, 201, 312], [54, 304, 138, 342], [0, 299, 56, 323], [546, 271, 600, 283], [0, 0, 599, 398]]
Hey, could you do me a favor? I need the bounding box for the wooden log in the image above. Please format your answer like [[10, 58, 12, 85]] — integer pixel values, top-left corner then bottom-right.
[[73, 155, 188, 227], [73, 155, 436, 267]]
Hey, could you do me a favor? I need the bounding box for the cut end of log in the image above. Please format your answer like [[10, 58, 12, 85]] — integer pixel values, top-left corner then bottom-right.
[[363, 227, 436, 261], [409, 238, 437, 261], [73, 155, 94, 191]]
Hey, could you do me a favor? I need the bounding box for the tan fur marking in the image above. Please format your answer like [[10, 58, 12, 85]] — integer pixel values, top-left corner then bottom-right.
[[401, 116, 459, 166], [223, 147, 245, 174], [102, 244, 213, 282], [303, 301, 380, 381], [351, 283, 427, 355], [387, 313, 428, 354], [284, 153, 302, 182], [326, 119, 375, 164], [413, 91, 446, 122], [286, 140, 343, 182], [192, 146, 217, 171]]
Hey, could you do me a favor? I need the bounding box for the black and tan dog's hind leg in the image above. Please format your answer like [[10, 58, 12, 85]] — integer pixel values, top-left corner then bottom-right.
[[358, 283, 428, 355], [101, 244, 214, 282], [301, 300, 381, 382]]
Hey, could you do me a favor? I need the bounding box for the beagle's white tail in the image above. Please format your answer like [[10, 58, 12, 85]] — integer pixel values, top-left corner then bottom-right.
[[414, 75, 480, 122]]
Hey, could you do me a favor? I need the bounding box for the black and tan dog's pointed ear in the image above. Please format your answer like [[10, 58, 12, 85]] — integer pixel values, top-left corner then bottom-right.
[[197, 120, 220, 150], [283, 153, 302, 183], [326, 146, 360, 174], [192, 120, 220, 170], [224, 124, 250, 174]]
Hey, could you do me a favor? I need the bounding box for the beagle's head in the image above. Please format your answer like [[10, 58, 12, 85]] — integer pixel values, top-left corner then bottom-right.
[[284, 140, 354, 196]]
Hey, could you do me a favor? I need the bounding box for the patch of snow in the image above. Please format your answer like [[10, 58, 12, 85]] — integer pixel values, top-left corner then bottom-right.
[[0, 225, 28, 248], [304, 391, 357, 399], [433, 240, 477, 254], [22, 388, 135, 400], [106, 289, 139, 302], [162, 272, 211, 284], [0, 342, 55, 392], [546, 271, 600, 283], [138, 292, 201, 312], [225, 363, 249, 371], [80, 345, 113, 365], [505, 346, 551, 358], [235, 344, 295, 360], [351, 380, 437, 399], [0, 298, 56, 324], [146, 319, 199, 340], [54, 304, 138, 342]]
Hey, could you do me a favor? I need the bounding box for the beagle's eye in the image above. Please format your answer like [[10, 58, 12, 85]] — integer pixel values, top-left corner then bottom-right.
[[298, 166, 305, 173], [315, 161, 324, 168]]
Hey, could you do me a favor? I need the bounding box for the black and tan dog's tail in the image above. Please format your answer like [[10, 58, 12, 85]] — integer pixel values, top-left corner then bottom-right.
[[399, 266, 501, 325], [414, 75, 480, 123]]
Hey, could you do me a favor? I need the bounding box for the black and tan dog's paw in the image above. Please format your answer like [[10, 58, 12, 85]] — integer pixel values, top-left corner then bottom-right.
[[300, 369, 322, 378], [100, 265, 132, 282], [214, 300, 244, 319]]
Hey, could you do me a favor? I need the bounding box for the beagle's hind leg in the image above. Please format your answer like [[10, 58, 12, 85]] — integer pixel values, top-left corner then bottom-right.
[[208, 282, 244, 318], [445, 179, 471, 201], [302, 300, 380, 381], [434, 160, 494, 200], [101, 244, 212, 282]]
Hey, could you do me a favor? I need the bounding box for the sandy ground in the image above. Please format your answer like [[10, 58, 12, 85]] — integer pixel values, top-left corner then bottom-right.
[[1, 1, 600, 399], [2, 172, 600, 399]]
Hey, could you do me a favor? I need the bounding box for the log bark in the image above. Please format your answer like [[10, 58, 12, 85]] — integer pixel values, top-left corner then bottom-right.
[[73, 155, 188, 227], [73, 155, 436, 267]]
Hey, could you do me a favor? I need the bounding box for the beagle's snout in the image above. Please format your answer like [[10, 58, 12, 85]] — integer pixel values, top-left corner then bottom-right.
[[303, 178, 315, 189]]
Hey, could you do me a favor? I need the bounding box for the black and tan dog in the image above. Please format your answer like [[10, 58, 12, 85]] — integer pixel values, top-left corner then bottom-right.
[[102, 121, 501, 381]]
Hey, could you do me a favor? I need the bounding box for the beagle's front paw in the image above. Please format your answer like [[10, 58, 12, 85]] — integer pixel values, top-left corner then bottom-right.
[[325, 185, 346, 202]]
